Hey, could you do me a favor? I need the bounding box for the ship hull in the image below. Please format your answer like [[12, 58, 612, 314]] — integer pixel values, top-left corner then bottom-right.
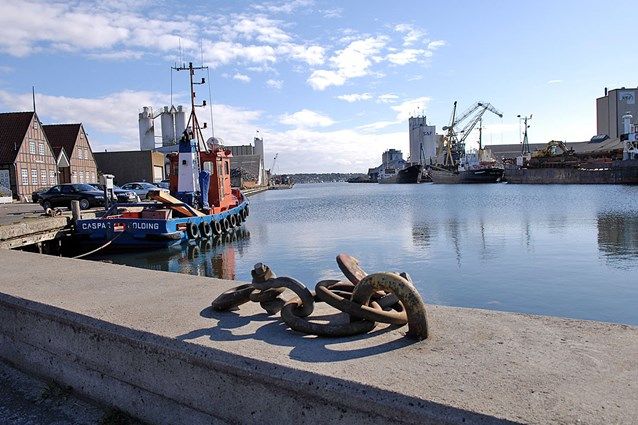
[[429, 168, 504, 184], [378, 164, 422, 184], [505, 160, 638, 184]]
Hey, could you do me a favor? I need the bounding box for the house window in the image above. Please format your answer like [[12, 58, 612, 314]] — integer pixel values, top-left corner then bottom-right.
[[21, 168, 28, 185], [50, 170, 56, 185], [90, 171, 95, 182], [77, 148, 82, 160], [31, 169, 38, 185], [29, 141, 36, 154], [72, 173, 77, 183], [41, 170, 47, 185], [39, 143, 45, 156], [80, 171, 85, 183]]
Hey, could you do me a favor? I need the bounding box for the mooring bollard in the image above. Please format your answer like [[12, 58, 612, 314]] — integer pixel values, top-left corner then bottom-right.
[[71, 200, 82, 221]]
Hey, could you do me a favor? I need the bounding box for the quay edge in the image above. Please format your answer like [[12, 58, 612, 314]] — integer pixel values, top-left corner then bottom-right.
[[0, 250, 636, 424]]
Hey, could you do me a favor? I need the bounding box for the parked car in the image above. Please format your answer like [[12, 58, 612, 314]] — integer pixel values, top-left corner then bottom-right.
[[31, 187, 50, 203], [39, 184, 106, 210], [157, 179, 170, 189], [120, 182, 168, 199], [86, 183, 139, 203]]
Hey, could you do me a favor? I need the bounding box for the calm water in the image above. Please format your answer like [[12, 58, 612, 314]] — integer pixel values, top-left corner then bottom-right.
[[90, 183, 638, 325]]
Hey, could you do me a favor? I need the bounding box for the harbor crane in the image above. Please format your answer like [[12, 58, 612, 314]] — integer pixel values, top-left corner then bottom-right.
[[441, 101, 503, 166], [269, 153, 278, 175]]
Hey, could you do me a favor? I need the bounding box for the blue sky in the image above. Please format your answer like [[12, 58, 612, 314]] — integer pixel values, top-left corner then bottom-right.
[[0, 0, 636, 173]]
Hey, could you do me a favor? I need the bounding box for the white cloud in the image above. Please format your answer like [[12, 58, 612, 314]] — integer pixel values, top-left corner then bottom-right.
[[337, 93, 372, 102], [394, 24, 426, 46], [377, 93, 399, 103], [547, 79, 563, 84], [233, 73, 251, 83], [387, 48, 431, 65], [266, 79, 283, 89], [87, 50, 144, 61], [356, 120, 399, 132], [391, 96, 431, 122], [308, 36, 387, 90], [252, 0, 314, 14], [307, 69, 346, 90], [427, 40, 446, 50], [280, 109, 335, 128]]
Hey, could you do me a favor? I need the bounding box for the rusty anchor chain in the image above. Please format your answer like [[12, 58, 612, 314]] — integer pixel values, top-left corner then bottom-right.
[[210, 253, 429, 340]]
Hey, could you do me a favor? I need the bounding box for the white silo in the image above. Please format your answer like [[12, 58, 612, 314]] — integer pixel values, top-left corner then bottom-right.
[[175, 105, 186, 140], [138, 107, 155, 151], [409, 116, 437, 166], [161, 106, 176, 147]]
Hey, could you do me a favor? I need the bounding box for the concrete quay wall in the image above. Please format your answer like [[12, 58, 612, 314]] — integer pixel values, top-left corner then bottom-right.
[[0, 250, 636, 424]]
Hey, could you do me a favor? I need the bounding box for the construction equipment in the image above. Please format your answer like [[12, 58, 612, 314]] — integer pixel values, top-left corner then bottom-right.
[[531, 140, 575, 158]]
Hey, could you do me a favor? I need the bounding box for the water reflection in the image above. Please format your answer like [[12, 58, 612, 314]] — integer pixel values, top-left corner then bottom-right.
[[91, 228, 251, 278], [597, 213, 638, 268]]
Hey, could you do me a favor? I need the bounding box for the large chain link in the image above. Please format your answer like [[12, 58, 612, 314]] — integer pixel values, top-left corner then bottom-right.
[[210, 254, 429, 340]]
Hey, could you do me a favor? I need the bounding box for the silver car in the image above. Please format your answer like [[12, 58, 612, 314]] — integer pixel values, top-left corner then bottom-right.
[[120, 182, 168, 200]]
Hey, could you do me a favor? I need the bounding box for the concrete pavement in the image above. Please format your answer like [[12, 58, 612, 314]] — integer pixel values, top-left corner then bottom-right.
[[0, 249, 636, 424]]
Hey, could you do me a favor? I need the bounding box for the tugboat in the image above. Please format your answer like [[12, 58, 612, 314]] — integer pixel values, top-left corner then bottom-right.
[[429, 101, 504, 184], [74, 62, 249, 248]]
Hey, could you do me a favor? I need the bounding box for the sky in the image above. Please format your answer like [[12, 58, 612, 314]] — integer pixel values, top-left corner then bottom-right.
[[1, 0, 637, 173]]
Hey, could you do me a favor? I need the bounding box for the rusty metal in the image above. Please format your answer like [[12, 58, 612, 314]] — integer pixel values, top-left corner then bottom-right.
[[211, 284, 255, 311], [336, 253, 367, 285], [252, 276, 315, 317], [315, 280, 408, 325], [209, 256, 430, 340], [352, 272, 429, 340], [280, 295, 375, 337]]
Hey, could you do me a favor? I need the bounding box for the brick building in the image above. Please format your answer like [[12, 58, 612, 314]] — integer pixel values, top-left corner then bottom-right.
[[43, 124, 98, 184], [0, 112, 58, 200]]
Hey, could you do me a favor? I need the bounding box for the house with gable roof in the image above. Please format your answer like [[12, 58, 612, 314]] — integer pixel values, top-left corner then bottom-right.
[[42, 124, 98, 185], [0, 112, 58, 201]]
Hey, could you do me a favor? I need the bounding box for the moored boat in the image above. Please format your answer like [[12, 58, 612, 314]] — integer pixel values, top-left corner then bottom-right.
[[74, 62, 249, 249]]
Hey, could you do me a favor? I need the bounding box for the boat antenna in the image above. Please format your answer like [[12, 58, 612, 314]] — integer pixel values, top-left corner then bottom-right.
[[207, 67, 215, 139]]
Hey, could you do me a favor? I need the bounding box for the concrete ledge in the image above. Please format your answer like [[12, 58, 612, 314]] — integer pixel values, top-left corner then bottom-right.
[[0, 250, 636, 424]]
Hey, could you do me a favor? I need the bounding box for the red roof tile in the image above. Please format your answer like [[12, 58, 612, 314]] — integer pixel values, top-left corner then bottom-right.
[[0, 112, 35, 164]]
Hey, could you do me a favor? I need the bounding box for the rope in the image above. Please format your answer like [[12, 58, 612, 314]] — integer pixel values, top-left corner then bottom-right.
[[72, 231, 124, 259]]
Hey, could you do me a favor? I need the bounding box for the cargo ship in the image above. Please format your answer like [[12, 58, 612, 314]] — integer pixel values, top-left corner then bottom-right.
[[74, 62, 249, 248], [430, 104, 504, 184], [367, 148, 421, 184]]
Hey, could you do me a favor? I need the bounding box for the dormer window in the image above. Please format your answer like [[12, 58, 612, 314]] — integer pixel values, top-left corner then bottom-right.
[[29, 141, 36, 154]]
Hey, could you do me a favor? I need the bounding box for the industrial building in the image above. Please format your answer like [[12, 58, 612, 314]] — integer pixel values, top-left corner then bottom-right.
[[597, 87, 638, 139], [137, 104, 267, 188], [93, 151, 165, 185], [408, 116, 437, 165]]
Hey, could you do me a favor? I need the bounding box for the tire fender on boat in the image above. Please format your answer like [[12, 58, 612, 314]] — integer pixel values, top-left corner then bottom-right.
[[229, 214, 237, 228], [187, 222, 201, 239], [233, 213, 242, 225], [221, 218, 230, 233], [212, 220, 222, 235], [200, 221, 213, 239], [244, 205, 249, 217]]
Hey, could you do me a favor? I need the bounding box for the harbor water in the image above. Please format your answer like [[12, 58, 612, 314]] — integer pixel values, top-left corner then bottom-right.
[[90, 182, 638, 326]]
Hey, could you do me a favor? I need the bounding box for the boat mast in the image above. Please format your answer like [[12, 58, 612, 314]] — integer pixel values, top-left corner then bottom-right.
[[172, 61, 209, 153]]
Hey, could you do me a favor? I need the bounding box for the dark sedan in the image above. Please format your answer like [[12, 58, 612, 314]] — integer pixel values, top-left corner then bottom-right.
[[39, 184, 106, 210], [87, 183, 139, 203]]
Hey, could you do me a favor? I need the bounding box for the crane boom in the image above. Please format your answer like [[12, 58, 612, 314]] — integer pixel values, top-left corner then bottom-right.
[[458, 103, 503, 144]]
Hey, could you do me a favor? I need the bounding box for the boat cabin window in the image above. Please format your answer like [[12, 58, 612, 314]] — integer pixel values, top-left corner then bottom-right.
[[225, 161, 229, 175], [202, 161, 213, 173]]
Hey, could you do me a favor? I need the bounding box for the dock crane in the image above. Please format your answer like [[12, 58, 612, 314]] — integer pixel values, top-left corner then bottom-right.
[[441, 101, 503, 167]]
